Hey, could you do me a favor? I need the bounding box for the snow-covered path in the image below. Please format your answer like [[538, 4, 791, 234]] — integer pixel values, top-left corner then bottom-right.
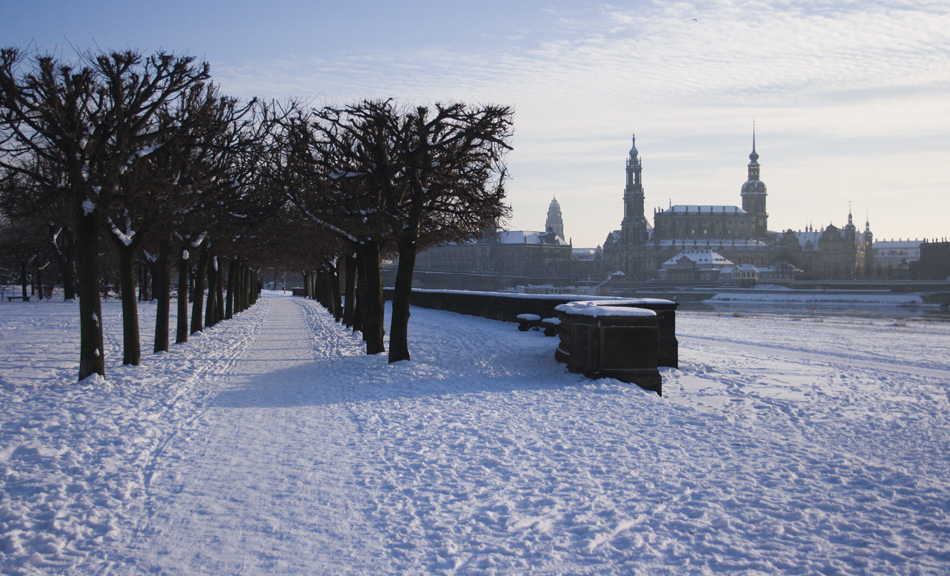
[[122, 298, 384, 574], [2, 294, 950, 575]]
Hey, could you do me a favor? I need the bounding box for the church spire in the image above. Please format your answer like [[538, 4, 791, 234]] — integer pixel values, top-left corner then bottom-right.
[[740, 123, 768, 238], [747, 122, 760, 179], [622, 132, 647, 246]]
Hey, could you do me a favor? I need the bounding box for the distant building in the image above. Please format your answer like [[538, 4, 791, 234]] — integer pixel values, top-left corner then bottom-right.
[[756, 261, 804, 281], [872, 239, 922, 278], [412, 228, 572, 290], [732, 264, 759, 287], [545, 196, 565, 241], [657, 249, 734, 282], [603, 133, 873, 281], [917, 240, 950, 280], [411, 131, 902, 290], [776, 214, 873, 280], [571, 246, 603, 282]]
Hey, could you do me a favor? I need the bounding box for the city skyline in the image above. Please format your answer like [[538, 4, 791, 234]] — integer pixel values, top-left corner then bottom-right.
[[3, 0, 948, 248]]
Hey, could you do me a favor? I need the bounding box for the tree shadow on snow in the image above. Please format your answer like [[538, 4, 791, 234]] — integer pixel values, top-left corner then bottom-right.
[[210, 352, 595, 409]]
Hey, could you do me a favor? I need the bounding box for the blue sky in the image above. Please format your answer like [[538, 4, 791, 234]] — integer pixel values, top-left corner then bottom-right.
[[3, 0, 949, 249]]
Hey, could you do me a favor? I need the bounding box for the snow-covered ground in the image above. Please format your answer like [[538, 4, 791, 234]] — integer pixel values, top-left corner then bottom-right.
[[705, 288, 928, 306], [1, 293, 949, 575]]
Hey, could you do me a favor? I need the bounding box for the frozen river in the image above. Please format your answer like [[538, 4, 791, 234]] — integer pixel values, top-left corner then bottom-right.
[[681, 300, 950, 323]]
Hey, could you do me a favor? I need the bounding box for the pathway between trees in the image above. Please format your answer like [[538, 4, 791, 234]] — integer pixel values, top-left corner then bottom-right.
[[122, 297, 385, 574]]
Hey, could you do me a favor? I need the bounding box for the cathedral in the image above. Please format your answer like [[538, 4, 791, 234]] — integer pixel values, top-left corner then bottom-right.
[[409, 132, 876, 290], [602, 133, 873, 281]]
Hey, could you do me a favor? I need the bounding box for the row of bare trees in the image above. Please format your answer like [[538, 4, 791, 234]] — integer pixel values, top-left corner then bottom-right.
[[1, 46, 514, 380], [0, 48, 284, 380], [281, 99, 512, 362]]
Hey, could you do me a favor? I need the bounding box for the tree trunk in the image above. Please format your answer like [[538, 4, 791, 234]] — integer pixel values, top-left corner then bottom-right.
[[240, 266, 249, 311], [242, 266, 251, 310], [75, 205, 105, 380], [215, 260, 225, 324], [48, 225, 77, 301], [343, 251, 357, 327], [154, 237, 172, 353], [19, 260, 29, 299], [239, 262, 248, 312], [329, 262, 343, 321], [113, 240, 141, 365], [176, 248, 190, 344], [315, 269, 327, 308], [247, 265, 254, 310], [231, 262, 241, 313], [35, 263, 44, 300], [64, 230, 77, 301], [191, 245, 209, 334], [358, 240, 385, 355], [138, 259, 149, 301], [225, 258, 237, 319], [389, 237, 417, 363], [353, 262, 363, 334], [205, 255, 217, 328], [150, 254, 161, 301]]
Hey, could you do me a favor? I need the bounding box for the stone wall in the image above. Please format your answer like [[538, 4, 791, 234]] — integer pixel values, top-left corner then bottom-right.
[[385, 288, 679, 369]]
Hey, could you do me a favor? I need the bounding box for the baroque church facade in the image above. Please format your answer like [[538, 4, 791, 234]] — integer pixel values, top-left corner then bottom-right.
[[603, 134, 873, 281]]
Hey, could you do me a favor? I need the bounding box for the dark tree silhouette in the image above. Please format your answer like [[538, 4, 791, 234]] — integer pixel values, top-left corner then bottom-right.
[[0, 48, 210, 379], [282, 100, 512, 361], [281, 103, 390, 355], [385, 102, 512, 362], [0, 159, 79, 300]]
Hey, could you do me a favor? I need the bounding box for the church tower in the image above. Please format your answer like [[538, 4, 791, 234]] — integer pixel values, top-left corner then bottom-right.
[[545, 196, 565, 241], [844, 205, 857, 243], [621, 134, 648, 246], [740, 128, 768, 238]]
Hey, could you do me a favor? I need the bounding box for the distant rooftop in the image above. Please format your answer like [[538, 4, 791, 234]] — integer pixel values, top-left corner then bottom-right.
[[662, 205, 746, 214], [496, 230, 568, 245]]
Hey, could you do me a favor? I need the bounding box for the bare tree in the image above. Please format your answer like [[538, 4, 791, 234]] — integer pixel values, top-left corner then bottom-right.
[[0, 214, 48, 300], [0, 48, 211, 378], [0, 158, 79, 300], [386, 102, 512, 362], [281, 102, 392, 355], [282, 100, 512, 361]]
